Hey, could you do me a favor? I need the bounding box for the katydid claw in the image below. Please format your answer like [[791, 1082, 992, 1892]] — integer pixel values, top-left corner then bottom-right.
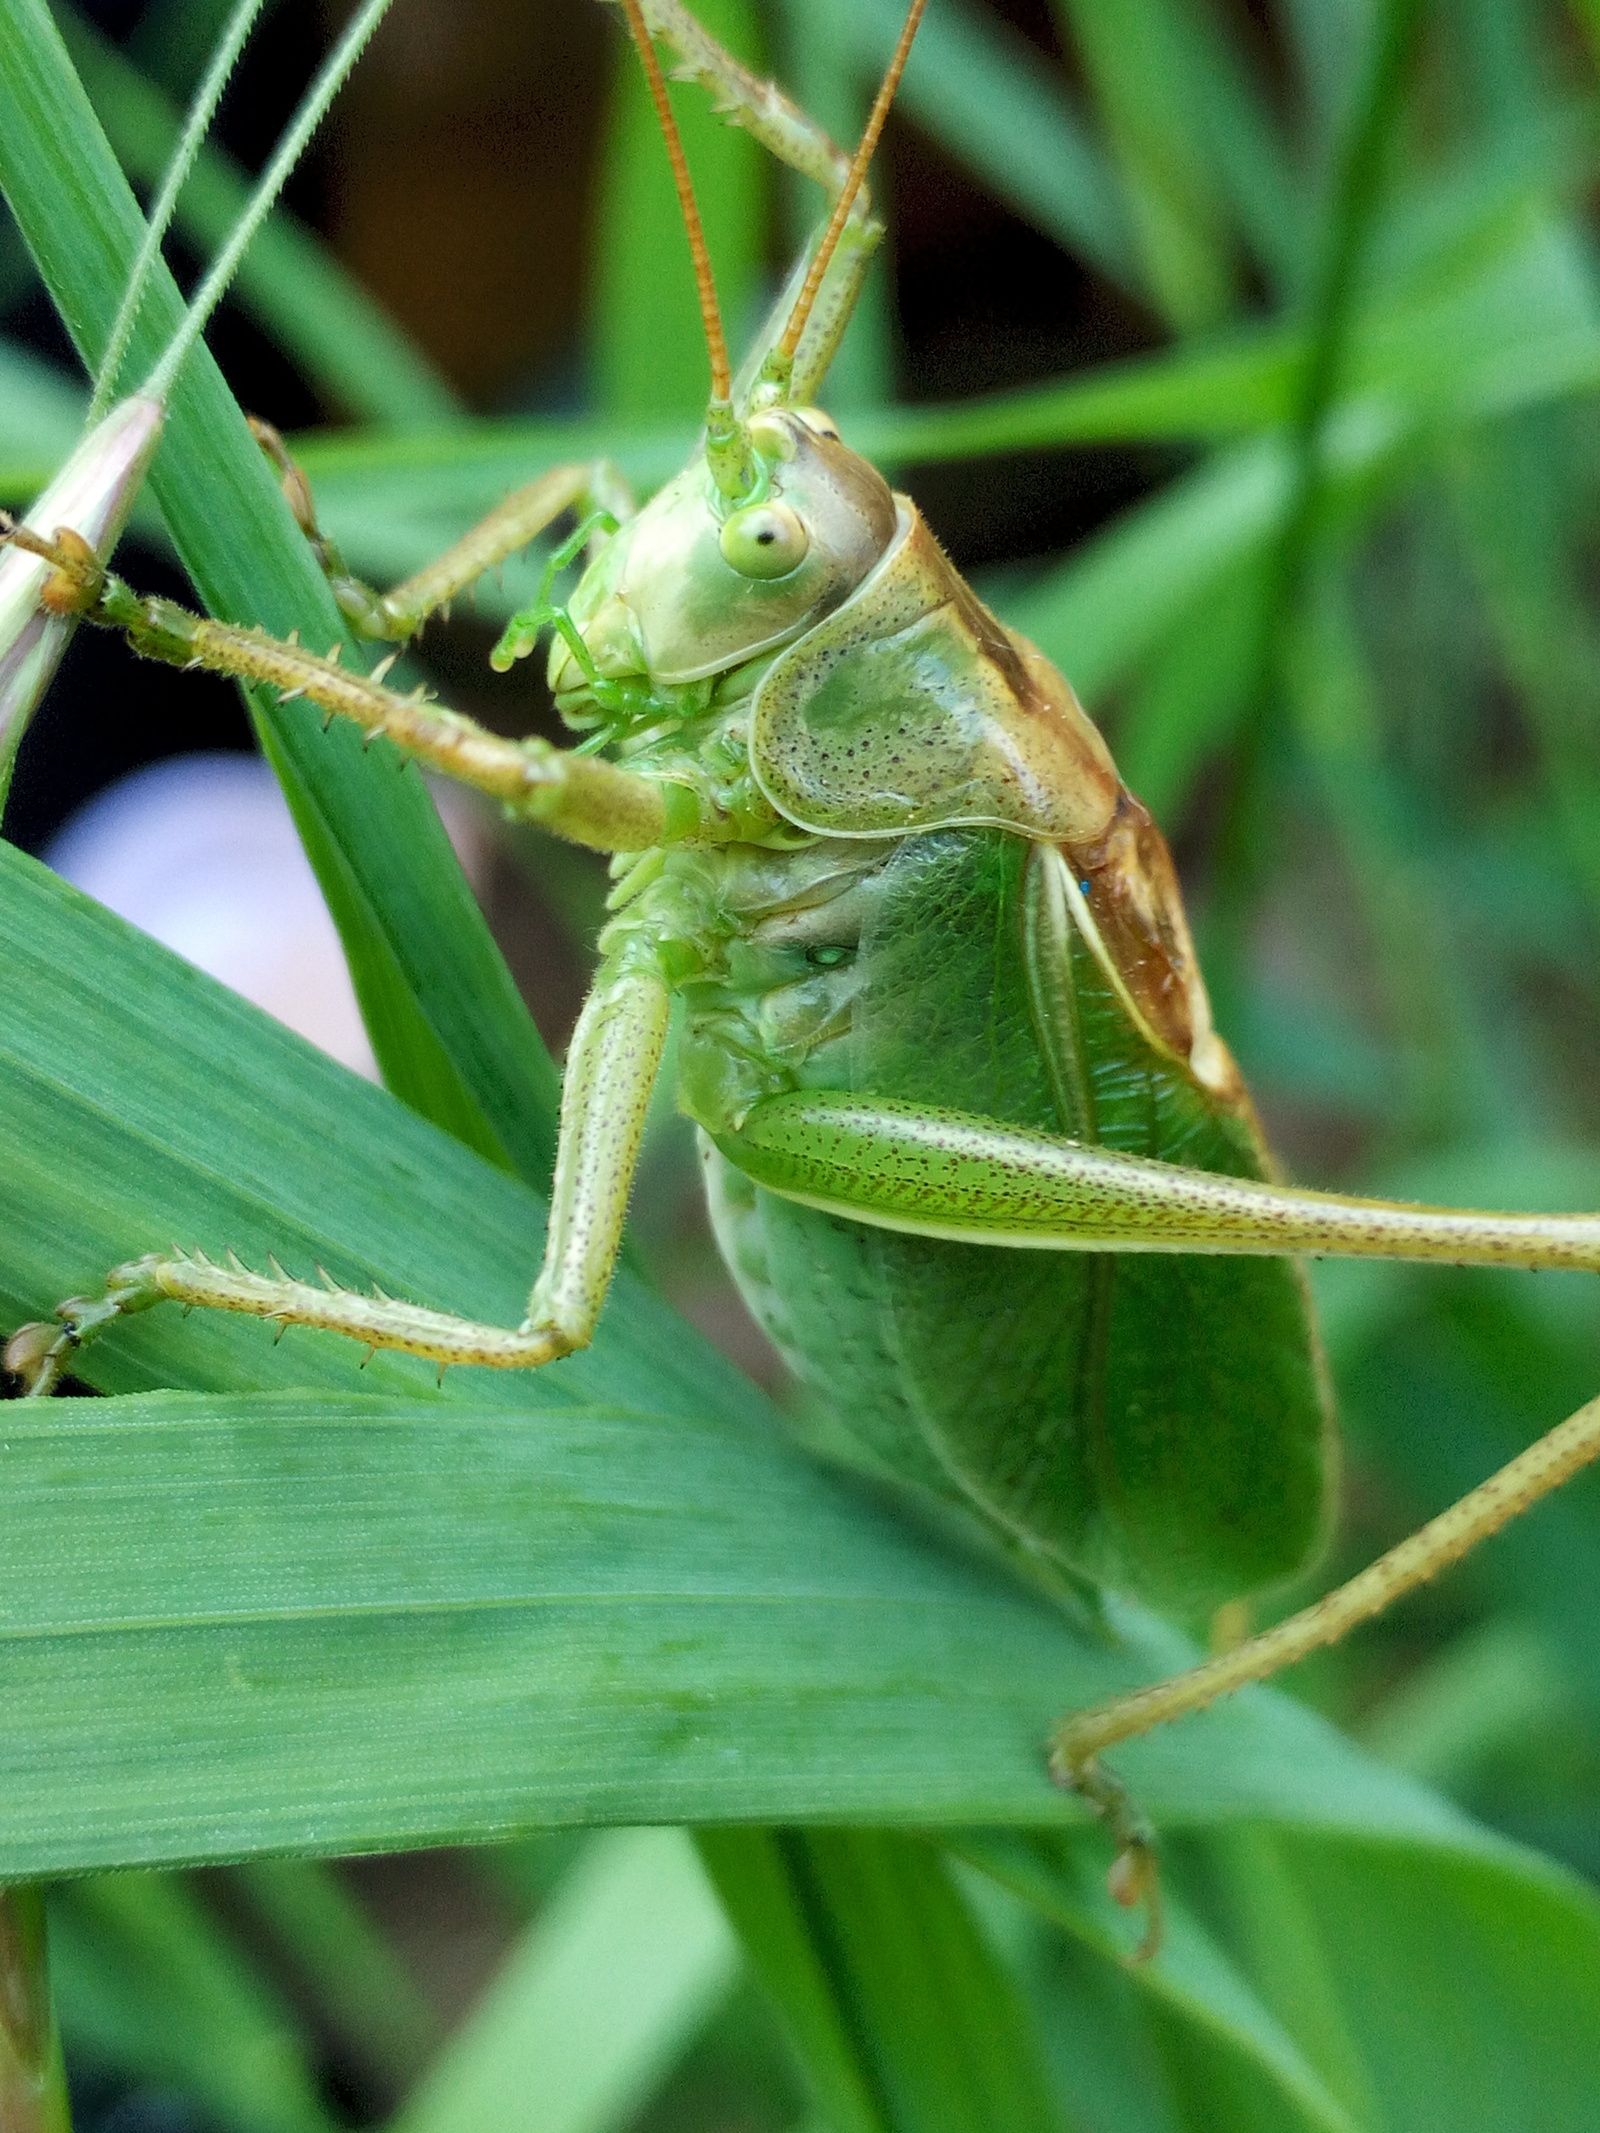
[[3, 1318, 64, 1394], [1054, 1750, 1164, 1964], [4, 1257, 171, 1397]]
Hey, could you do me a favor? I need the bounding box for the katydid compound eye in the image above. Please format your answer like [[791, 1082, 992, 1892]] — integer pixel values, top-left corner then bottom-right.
[[719, 501, 810, 580]]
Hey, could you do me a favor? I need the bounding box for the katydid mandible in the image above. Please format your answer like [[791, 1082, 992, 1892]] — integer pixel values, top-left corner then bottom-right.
[[10, 0, 1600, 1934]]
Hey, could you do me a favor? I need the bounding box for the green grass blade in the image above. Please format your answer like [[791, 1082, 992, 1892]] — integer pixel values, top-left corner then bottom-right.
[[698, 1830, 1058, 2133], [392, 1830, 737, 2133], [0, 1890, 70, 2133], [694, 1832, 888, 2133], [1203, 1825, 1600, 2133], [594, 0, 766, 418], [1052, 0, 1239, 331], [843, 0, 1137, 291], [0, 0, 560, 1180], [52, 1872, 334, 2133], [975, 1819, 1600, 2133], [229, 1858, 441, 2094], [88, 0, 267, 419], [55, 4, 462, 429], [962, 1832, 1361, 2133]]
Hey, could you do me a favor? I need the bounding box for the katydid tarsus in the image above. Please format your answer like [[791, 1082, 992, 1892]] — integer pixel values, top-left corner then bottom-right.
[[10, 0, 1600, 1950]]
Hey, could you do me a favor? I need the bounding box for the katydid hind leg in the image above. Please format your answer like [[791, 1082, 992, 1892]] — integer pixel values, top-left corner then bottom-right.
[[718, 1087, 1600, 1275], [5, 963, 671, 1395], [714, 1082, 1600, 1943], [1052, 1390, 1600, 1845]]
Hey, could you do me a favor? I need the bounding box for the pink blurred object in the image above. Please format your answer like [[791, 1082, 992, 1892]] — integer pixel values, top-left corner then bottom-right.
[[46, 753, 484, 1078]]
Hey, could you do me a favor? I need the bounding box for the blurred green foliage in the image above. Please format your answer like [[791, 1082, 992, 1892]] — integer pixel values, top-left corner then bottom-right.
[[8, 0, 1600, 2125]]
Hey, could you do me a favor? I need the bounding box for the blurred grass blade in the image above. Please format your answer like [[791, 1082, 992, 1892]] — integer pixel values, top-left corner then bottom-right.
[[1449, 405, 1600, 924], [1200, 1833, 1379, 2129], [51, 1872, 333, 2133], [1275, 0, 1427, 591], [1123, 0, 1305, 289], [393, 1830, 736, 2133], [1356, 1619, 1574, 1787], [1283, 562, 1480, 1146], [1005, 435, 1292, 701], [230, 1858, 442, 2095], [697, 1830, 1058, 2133], [0, 341, 85, 460], [840, 0, 1137, 291], [773, 0, 892, 409], [1005, 215, 1600, 707], [594, 0, 765, 417], [55, 2, 462, 429], [1052, 0, 1239, 331], [128, 0, 287, 95], [0, 1888, 70, 2133], [1278, 0, 1370, 157], [0, 0, 560, 1179], [963, 1831, 1362, 2133], [1109, 558, 1266, 826]]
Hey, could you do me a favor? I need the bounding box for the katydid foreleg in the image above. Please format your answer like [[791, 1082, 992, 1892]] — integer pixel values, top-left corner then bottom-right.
[[2, 522, 684, 853]]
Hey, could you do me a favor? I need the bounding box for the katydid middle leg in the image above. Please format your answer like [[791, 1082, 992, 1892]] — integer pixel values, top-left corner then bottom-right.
[[250, 417, 636, 649], [7, 955, 672, 1396]]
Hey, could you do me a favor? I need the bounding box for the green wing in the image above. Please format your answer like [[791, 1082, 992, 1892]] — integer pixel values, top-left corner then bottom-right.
[[705, 828, 1333, 1616]]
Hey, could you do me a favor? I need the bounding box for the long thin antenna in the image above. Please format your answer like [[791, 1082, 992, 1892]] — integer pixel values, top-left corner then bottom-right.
[[144, 0, 396, 403], [89, 0, 268, 422], [617, 0, 731, 402], [777, 0, 927, 367]]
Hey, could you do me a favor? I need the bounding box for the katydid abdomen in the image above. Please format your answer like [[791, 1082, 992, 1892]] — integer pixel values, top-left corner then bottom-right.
[[688, 824, 1331, 1616]]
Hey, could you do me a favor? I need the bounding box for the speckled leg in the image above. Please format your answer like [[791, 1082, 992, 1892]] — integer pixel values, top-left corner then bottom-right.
[[6, 963, 672, 1394]]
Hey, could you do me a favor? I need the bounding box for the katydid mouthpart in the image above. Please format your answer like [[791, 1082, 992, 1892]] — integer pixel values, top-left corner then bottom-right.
[[10, 0, 1600, 1960]]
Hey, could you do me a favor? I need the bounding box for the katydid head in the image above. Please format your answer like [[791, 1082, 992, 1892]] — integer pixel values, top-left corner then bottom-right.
[[551, 0, 929, 715], [550, 406, 896, 700]]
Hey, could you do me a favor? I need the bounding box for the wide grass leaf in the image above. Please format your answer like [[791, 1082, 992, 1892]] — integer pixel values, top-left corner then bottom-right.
[[0, 0, 559, 1180], [0, 844, 1593, 1869]]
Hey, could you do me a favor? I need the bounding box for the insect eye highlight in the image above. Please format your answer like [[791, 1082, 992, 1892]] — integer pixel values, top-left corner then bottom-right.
[[719, 501, 810, 580]]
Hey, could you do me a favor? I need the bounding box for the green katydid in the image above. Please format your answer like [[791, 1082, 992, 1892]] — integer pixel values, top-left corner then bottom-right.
[[10, 0, 1600, 1943]]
